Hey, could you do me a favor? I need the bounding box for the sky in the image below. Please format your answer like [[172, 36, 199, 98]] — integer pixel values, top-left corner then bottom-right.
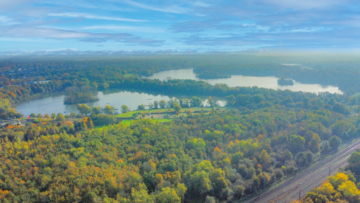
[[1, 0, 360, 54]]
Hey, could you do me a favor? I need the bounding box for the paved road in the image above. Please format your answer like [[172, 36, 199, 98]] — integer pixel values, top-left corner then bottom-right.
[[245, 139, 360, 203]]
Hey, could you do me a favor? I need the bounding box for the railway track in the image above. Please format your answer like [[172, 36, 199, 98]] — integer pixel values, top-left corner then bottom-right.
[[245, 139, 360, 203]]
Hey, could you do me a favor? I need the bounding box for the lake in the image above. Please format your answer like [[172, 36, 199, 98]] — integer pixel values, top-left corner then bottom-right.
[[145, 69, 343, 94], [16, 90, 223, 116], [16, 68, 342, 115], [17, 91, 171, 116]]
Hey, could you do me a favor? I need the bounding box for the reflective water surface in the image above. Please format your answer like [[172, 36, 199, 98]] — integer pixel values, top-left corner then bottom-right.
[[146, 69, 343, 94], [17, 68, 342, 115]]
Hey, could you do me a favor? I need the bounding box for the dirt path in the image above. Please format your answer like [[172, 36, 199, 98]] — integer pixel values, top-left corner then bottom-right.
[[244, 139, 360, 203]]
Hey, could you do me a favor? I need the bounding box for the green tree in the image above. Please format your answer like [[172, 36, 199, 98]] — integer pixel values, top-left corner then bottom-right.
[[226, 95, 236, 106], [289, 134, 305, 153], [331, 121, 347, 137], [149, 103, 154, 109], [121, 105, 130, 113], [173, 103, 182, 113], [137, 104, 146, 110], [102, 82, 109, 90], [159, 100, 166, 109], [190, 96, 202, 107], [329, 135, 341, 151], [153, 101, 159, 109], [77, 104, 91, 115], [258, 149, 271, 169], [103, 105, 115, 114], [131, 184, 154, 203], [56, 113, 65, 121], [348, 152, 360, 175], [91, 106, 101, 115], [51, 113, 56, 119], [207, 96, 215, 107], [155, 187, 181, 203], [308, 133, 321, 153]]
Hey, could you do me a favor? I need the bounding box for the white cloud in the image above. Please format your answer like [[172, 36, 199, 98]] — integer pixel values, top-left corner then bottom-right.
[[82, 25, 164, 33], [0, 27, 90, 38], [0, 16, 18, 25], [48, 12, 147, 22], [0, 0, 35, 9], [262, 0, 345, 9], [123, 0, 189, 14]]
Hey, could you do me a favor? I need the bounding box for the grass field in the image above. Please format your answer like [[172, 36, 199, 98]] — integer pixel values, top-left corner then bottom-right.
[[116, 108, 175, 118], [123, 73, 136, 78], [116, 107, 223, 118], [121, 118, 172, 126]]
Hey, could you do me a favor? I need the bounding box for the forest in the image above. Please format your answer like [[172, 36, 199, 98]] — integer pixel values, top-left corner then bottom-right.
[[0, 54, 360, 202]]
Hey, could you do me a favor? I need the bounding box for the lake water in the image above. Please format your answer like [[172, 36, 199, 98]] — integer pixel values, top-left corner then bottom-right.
[[16, 90, 223, 116], [17, 91, 171, 116], [16, 68, 342, 115], [145, 69, 343, 94]]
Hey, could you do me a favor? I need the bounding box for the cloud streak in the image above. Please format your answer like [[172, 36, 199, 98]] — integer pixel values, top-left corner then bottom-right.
[[49, 13, 147, 22], [0, 26, 163, 45], [123, 0, 189, 14]]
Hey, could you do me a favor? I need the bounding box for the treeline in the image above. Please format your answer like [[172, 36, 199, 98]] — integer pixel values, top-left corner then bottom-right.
[[296, 150, 360, 203]]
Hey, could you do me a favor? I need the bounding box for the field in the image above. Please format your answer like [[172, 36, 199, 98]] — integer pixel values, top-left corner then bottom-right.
[[116, 107, 222, 119]]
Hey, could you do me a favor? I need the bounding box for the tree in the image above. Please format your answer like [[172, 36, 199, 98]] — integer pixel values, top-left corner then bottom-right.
[[289, 135, 305, 153], [159, 100, 166, 109], [174, 103, 182, 113], [338, 180, 360, 202], [149, 103, 154, 109], [137, 104, 145, 110], [92, 106, 101, 114], [190, 96, 202, 107], [153, 101, 159, 109], [155, 187, 181, 203], [44, 114, 51, 119], [348, 152, 360, 175], [281, 149, 293, 163], [103, 105, 115, 114], [331, 121, 347, 137], [332, 103, 350, 115], [77, 104, 91, 115], [308, 133, 321, 153], [102, 82, 109, 90], [30, 113, 36, 118], [56, 113, 65, 121], [207, 96, 215, 107], [131, 184, 154, 203], [51, 113, 56, 119], [329, 136, 341, 151], [258, 150, 271, 169], [167, 98, 176, 108], [121, 105, 130, 113], [226, 95, 236, 106]]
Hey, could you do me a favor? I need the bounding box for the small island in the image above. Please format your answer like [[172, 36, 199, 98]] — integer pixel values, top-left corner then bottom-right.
[[277, 78, 294, 86], [64, 86, 99, 104]]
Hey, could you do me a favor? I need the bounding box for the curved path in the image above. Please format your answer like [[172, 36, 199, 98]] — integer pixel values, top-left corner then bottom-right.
[[245, 139, 360, 203]]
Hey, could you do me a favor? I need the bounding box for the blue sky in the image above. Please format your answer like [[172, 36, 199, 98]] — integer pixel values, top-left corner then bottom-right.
[[1, 0, 360, 54]]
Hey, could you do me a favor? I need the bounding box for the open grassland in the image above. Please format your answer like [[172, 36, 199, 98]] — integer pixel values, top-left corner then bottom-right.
[[116, 107, 225, 118]]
